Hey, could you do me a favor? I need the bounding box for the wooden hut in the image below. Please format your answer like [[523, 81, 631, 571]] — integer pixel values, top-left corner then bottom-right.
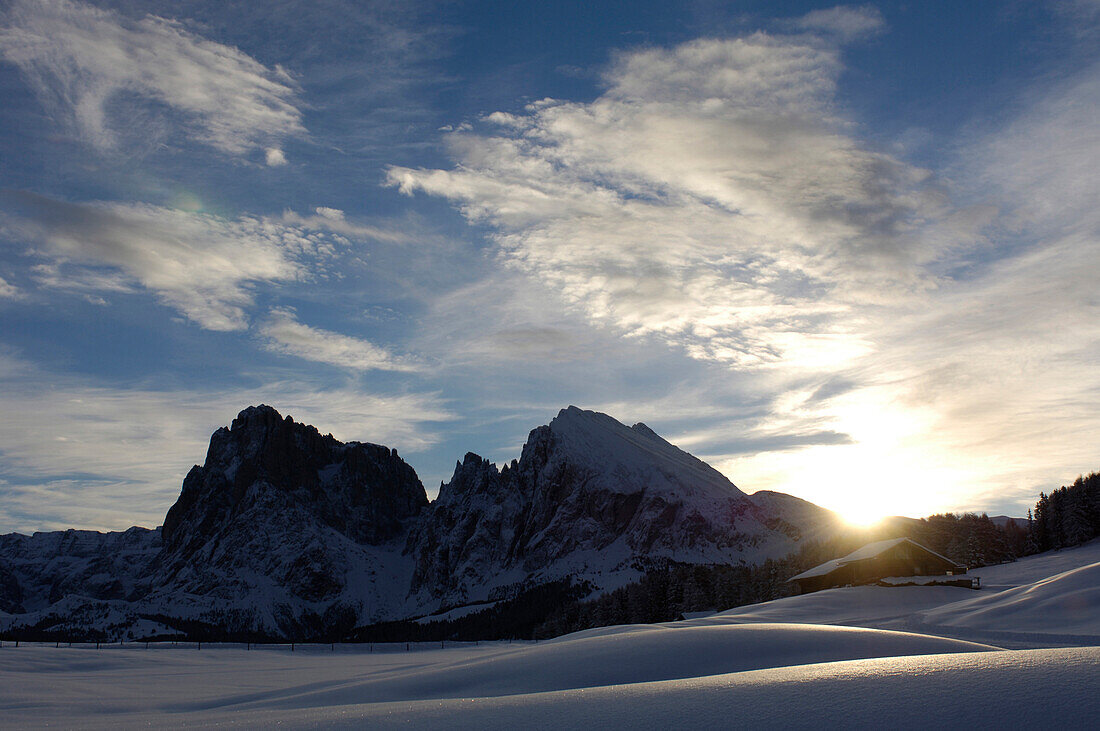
[[788, 537, 968, 594]]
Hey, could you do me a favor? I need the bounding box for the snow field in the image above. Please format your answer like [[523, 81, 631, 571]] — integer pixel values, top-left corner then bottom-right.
[[3, 539, 1100, 727], [0, 625, 995, 728], [1, 643, 1097, 729]]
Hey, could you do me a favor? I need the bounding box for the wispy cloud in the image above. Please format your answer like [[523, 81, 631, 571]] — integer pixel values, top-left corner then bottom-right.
[[0, 0, 305, 159], [787, 5, 886, 42], [713, 34, 1100, 518], [387, 28, 955, 371], [281, 207, 411, 244], [2, 192, 344, 331], [259, 306, 421, 372]]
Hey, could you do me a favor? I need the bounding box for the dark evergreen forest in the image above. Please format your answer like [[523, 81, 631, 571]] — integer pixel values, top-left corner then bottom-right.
[[1027, 472, 1100, 552]]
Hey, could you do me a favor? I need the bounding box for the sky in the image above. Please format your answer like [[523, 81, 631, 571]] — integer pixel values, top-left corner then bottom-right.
[[1, 0, 1099, 533]]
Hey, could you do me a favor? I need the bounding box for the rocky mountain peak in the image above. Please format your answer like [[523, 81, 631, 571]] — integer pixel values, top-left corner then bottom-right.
[[162, 405, 427, 552]]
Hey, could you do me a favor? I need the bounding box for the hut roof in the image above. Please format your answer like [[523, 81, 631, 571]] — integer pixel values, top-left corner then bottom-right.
[[789, 537, 959, 582]]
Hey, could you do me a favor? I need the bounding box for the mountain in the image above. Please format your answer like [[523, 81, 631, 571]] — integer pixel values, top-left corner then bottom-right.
[[407, 406, 824, 608], [0, 527, 160, 615], [748, 489, 845, 542], [0, 405, 841, 640], [144, 404, 429, 636]]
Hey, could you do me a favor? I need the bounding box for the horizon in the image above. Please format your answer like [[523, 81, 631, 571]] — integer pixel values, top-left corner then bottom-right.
[[2, 0, 1099, 532]]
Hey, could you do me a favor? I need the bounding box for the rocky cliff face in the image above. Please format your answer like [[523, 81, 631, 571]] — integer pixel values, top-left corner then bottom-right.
[[0, 404, 839, 638], [162, 405, 426, 553], [147, 405, 427, 632], [406, 406, 817, 607]]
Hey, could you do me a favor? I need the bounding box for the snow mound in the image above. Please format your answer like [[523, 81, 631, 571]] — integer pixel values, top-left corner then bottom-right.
[[700, 585, 977, 627], [918, 560, 1100, 636], [6, 645, 1089, 729], [271, 647, 1100, 729], [191, 623, 996, 710]]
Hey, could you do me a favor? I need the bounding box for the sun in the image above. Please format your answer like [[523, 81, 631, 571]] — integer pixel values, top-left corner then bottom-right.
[[841, 505, 887, 528]]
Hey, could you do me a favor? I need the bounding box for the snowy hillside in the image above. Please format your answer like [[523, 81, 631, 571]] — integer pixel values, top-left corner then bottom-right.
[[712, 537, 1100, 648]]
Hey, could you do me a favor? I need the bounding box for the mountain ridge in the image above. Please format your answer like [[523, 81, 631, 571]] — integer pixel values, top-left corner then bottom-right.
[[0, 404, 841, 640]]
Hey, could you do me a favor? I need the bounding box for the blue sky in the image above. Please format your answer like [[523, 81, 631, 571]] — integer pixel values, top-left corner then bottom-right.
[[1, 0, 1099, 531]]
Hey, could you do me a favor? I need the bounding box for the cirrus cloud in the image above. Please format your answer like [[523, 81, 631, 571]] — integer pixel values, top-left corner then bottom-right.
[[387, 30, 956, 370], [259, 306, 421, 373], [2, 192, 338, 331], [0, 0, 305, 158]]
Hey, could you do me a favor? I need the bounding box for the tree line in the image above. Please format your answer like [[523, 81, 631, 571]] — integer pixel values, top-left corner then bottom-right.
[[1027, 471, 1100, 553]]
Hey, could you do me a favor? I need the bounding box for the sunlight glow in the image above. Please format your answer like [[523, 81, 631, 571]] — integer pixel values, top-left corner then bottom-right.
[[722, 386, 998, 523]]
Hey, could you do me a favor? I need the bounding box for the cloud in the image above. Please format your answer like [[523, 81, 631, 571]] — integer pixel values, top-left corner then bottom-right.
[[259, 306, 421, 372], [1, 192, 344, 331], [387, 32, 952, 370], [788, 5, 886, 41], [711, 42, 1100, 519], [0, 274, 21, 299], [281, 207, 411, 244], [0, 352, 453, 533], [265, 147, 288, 166], [0, 0, 305, 157]]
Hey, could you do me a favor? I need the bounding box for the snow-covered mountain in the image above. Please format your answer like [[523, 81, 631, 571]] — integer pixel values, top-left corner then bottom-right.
[[408, 406, 835, 607], [0, 527, 161, 614], [0, 405, 841, 639]]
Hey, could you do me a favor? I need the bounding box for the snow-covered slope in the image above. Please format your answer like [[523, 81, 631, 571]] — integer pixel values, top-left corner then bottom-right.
[[916, 560, 1100, 637], [706, 537, 1100, 648], [1, 639, 1096, 729]]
